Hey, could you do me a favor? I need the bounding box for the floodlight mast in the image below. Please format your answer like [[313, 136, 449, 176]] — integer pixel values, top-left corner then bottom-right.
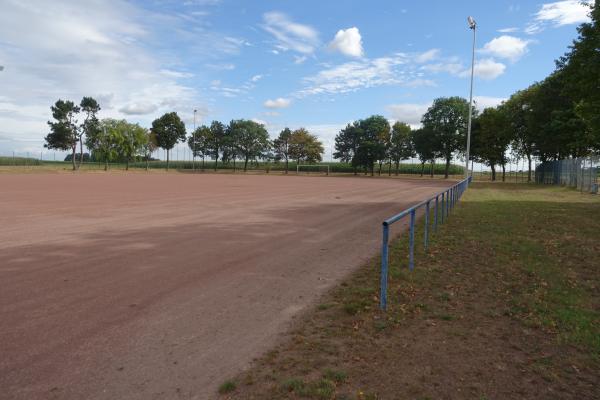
[[465, 16, 476, 180]]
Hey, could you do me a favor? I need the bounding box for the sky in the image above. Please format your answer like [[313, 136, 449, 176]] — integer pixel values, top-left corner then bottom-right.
[[0, 0, 593, 160]]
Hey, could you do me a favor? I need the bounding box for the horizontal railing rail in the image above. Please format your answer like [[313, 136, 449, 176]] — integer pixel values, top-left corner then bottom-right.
[[380, 176, 472, 310]]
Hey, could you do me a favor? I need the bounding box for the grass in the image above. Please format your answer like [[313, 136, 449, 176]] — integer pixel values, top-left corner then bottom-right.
[[228, 182, 600, 399], [218, 380, 237, 394]]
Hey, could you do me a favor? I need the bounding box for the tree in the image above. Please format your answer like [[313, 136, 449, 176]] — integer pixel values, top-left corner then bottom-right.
[[388, 122, 414, 175], [151, 112, 186, 170], [288, 128, 324, 165], [505, 88, 536, 181], [143, 130, 158, 171], [86, 119, 124, 171], [333, 122, 362, 175], [118, 122, 148, 170], [411, 128, 438, 177], [556, 1, 600, 150], [208, 121, 226, 171], [471, 107, 511, 181], [358, 116, 390, 176], [273, 127, 292, 173], [79, 97, 101, 167], [188, 125, 212, 170], [45, 99, 80, 170], [227, 119, 271, 171], [421, 97, 471, 178]]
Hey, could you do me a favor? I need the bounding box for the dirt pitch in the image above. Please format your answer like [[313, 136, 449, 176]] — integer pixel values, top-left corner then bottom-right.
[[0, 173, 451, 400]]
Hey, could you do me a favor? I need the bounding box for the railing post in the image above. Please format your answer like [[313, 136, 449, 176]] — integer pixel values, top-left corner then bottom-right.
[[380, 223, 389, 310], [424, 200, 430, 251], [434, 196, 439, 232], [409, 209, 416, 271], [441, 192, 445, 224]]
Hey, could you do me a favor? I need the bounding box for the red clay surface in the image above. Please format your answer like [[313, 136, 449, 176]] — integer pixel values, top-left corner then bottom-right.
[[0, 173, 451, 400]]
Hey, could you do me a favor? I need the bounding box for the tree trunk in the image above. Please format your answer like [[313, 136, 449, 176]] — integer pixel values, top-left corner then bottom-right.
[[285, 157, 288, 174], [233, 157, 236, 172], [71, 145, 77, 171], [388, 160, 392, 176], [430, 161, 434, 178], [444, 156, 451, 179], [202, 155, 205, 171], [104, 159, 108, 171], [126, 159, 130, 171], [146, 153, 149, 171], [214, 149, 218, 171], [244, 156, 249, 172], [395, 161, 399, 176], [420, 161, 425, 177], [491, 165, 496, 181], [377, 161, 382, 176], [501, 164, 506, 182], [79, 137, 84, 168], [527, 154, 532, 182], [166, 149, 170, 171]]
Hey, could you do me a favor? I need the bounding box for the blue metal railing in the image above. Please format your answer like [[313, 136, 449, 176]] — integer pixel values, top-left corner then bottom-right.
[[380, 176, 472, 310]]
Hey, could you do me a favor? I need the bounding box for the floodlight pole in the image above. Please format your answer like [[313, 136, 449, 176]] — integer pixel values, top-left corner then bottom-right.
[[193, 109, 197, 172], [465, 17, 476, 180]]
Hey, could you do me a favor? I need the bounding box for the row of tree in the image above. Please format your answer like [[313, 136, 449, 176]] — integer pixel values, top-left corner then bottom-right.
[[470, 1, 599, 181], [333, 97, 471, 178], [45, 101, 325, 172]]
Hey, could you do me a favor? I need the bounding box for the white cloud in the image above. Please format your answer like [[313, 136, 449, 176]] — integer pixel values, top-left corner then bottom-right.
[[481, 35, 531, 62], [386, 103, 431, 127], [262, 11, 320, 54], [206, 63, 236, 70], [328, 27, 364, 57], [498, 27, 519, 33], [119, 103, 158, 115], [473, 96, 507, 110], [251, 74, 263, 82], [0, 0, 206, 152], [526, 0, 592, 34], [294, 55, 308, 64], [415, 49, 440, 63], [404, 79, 436, 88], [422, 62, 463, 75], [296, 54, 414, 97], [460, 58, 506, 80], [264, 98, 292, 109]]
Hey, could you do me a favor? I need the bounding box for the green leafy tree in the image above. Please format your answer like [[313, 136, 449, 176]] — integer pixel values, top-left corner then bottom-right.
[[273, 128, 293, 173], [421, 97, 471, 178], [411, 127, 438, 177], [151, 112, 186, 170], [79, 97, 101, 167], [118, 122, 149, 170], [388, 122, 414, 175], [86, 119, 124, 171], [227, 119, 271, 171], [143, 130, 158, 171], [188, 125, 212, 170], [44, 99, 80, 170], [353, 115, 390, 176], [289, 128, 324, 164], [333, 122, 362, 175], [471, 107, 511, 181], [504, 88, 536, 181], [208, 121, 226, 170], [556, 1, 600, 149]]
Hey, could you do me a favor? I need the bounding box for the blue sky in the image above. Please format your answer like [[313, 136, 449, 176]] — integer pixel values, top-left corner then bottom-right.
[[0, 0, 593, 159]]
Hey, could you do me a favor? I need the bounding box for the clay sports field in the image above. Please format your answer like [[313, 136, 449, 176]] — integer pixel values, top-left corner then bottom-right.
[[0, 173, 451, 399]]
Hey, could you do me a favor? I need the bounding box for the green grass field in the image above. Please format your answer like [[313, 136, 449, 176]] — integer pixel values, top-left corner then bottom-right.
[[226, 182, 600, 399]]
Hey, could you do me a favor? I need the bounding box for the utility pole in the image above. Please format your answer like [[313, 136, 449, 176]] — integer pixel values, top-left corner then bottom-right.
[[465, 16, 477, 180]]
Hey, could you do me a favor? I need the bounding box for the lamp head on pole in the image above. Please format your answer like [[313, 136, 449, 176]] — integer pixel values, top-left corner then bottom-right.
[[467, 16, 476, 30]]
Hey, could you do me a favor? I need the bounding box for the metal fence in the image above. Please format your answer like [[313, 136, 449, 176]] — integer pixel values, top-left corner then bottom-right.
[[535, 157, 599, 194], [379, 176, 472, 310]]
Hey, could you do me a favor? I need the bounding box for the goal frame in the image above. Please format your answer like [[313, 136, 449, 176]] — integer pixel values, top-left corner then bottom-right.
[[296, 164, 330, 176]]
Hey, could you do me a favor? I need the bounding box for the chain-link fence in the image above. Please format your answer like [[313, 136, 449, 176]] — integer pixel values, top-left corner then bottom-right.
[[535, 157, 599, 194]]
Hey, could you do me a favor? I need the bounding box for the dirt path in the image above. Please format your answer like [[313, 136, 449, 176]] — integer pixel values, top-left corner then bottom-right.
[[0, 173, 451, 400]]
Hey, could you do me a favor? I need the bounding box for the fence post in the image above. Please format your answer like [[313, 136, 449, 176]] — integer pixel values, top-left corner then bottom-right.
[[380, 223, 389, 310], [434, 196, 439, 232], [424, 200, 430, 251], [409, 209, 416, 271], [441, 192, 445, 224]]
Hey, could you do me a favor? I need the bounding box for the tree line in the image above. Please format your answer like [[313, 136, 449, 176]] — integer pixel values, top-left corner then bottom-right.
[[333, 97, 471, 179], [471, 1, 599, 181], [44, 103, 325, 172]]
